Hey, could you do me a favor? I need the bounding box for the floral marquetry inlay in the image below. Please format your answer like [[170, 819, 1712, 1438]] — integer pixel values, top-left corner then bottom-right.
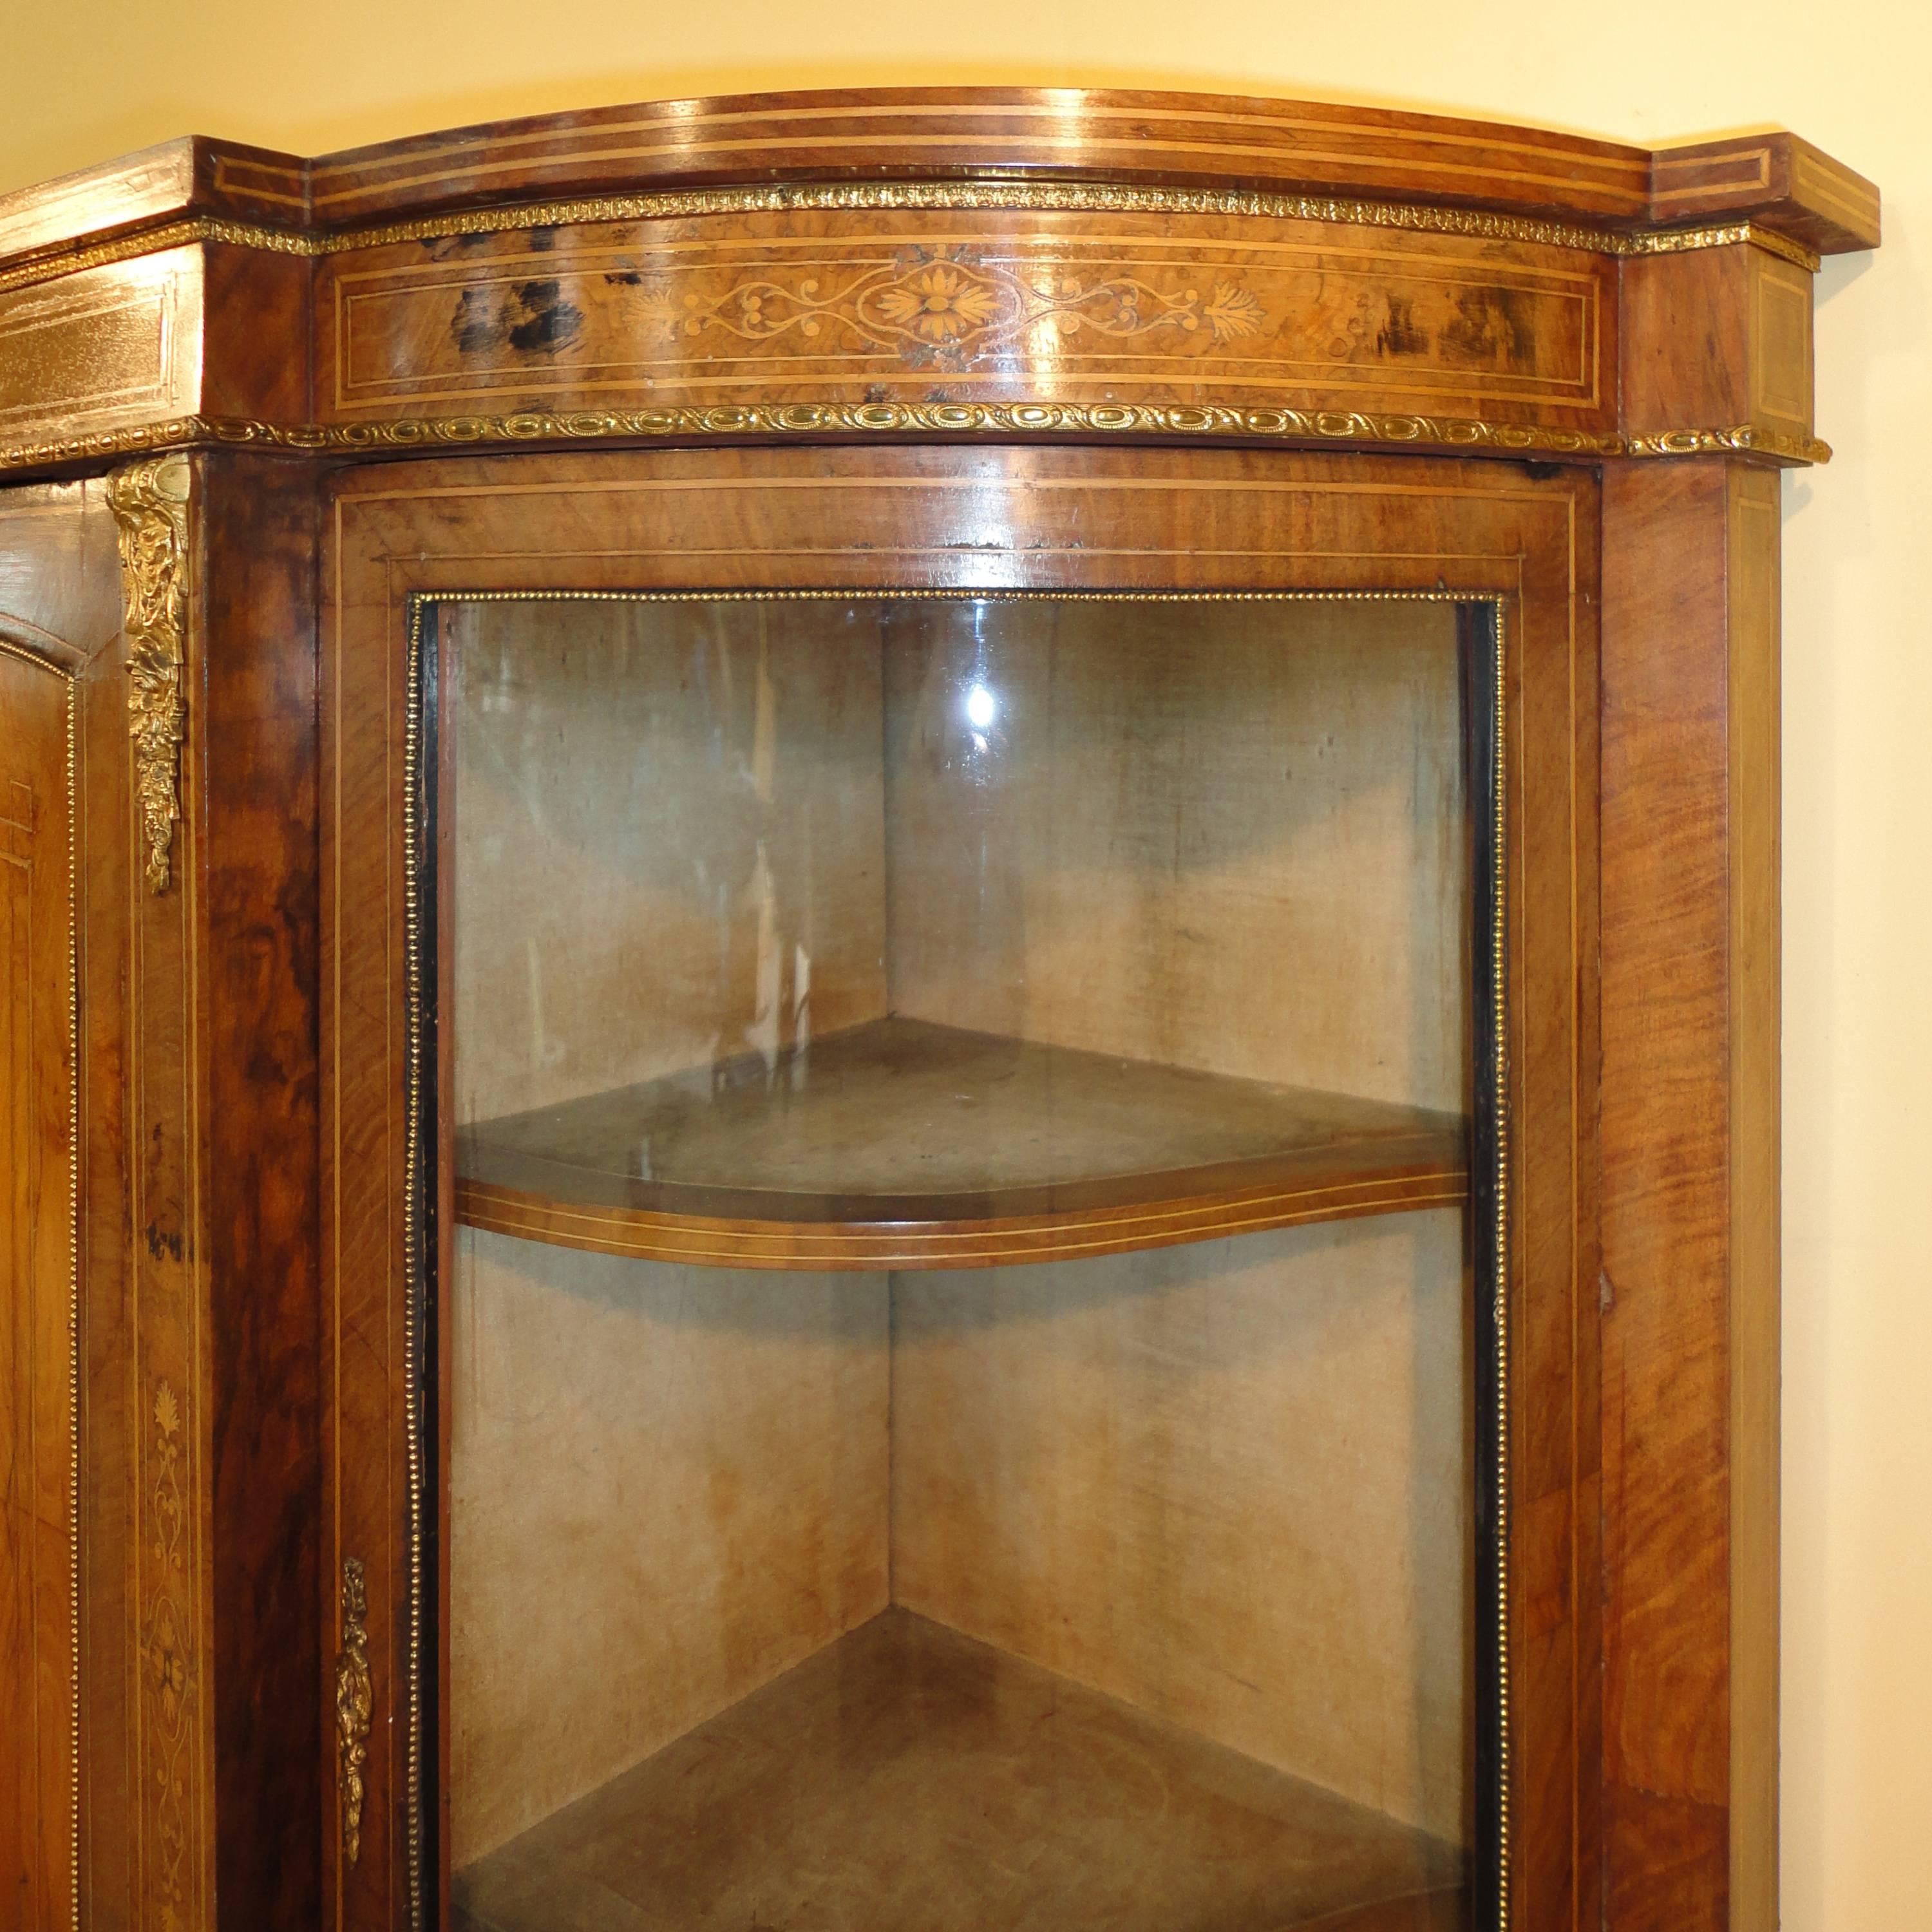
[[328, 213, 1609, 428], [627, 252, 1271, 361], [140, 1379, 196, 1932]]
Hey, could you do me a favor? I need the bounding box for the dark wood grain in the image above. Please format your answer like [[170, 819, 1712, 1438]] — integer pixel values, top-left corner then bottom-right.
[[69, 498, 138, 1932], [1649, 131, 1880, 252], [191, 454, 323, 1932], [0, 81, 1845, 1932], [0, 91, 1875, 281], [0, 91, 1879, 488], [312, 207, 1615, 438]]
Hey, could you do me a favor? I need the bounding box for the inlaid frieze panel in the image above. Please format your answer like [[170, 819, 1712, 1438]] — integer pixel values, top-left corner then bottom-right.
[[0, 252, 200, 442], [318, 211, 1612, 428]]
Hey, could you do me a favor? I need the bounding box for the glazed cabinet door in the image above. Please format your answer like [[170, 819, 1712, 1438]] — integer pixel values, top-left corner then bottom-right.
[[321, 444, 1600, 1932]]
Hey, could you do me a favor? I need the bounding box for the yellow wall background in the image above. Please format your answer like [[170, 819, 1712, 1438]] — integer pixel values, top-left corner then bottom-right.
[[5, 5, 1926, 1927]]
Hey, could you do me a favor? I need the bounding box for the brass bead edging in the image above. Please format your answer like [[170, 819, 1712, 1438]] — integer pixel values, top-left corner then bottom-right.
[[0, 177, 1819, 299], [0, 406, 1833, 475]]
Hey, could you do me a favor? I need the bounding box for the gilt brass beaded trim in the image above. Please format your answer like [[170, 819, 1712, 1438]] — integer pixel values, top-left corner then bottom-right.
[[401, 585, 1517, 1929], [1485, 602, 1513, 1931], [402, 601, 432, 1931], [0, 178, 1820, 299], [0, 406, 1832, 475]]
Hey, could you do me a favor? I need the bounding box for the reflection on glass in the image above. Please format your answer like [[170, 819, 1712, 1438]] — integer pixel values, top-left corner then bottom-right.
[[443, 596, 1477, 1932]]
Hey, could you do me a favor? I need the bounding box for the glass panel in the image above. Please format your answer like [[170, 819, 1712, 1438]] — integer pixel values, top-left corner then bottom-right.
[[442, 594, 1479, 1932]]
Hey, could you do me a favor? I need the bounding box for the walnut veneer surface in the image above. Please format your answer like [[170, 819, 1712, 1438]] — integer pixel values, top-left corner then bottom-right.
[[450, 1609, 1466, 1932]]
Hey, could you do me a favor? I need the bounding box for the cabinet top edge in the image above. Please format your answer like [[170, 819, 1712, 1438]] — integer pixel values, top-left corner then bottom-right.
[[0, 86, 1880, 276]]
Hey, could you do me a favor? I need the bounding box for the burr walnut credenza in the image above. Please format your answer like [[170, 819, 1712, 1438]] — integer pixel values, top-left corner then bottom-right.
[[0, 86, 1880, 1932]]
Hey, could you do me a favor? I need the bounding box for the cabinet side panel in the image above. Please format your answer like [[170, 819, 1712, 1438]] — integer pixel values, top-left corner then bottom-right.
[[1600, 459, 1745, 1929], [1727, 469, 1780, 1932], [0, 252, 203, 459]]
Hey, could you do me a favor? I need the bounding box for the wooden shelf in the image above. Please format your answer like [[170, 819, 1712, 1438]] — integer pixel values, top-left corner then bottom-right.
[[455, 1018, 1467, 1271], [451, 1609, 1467, 1932]]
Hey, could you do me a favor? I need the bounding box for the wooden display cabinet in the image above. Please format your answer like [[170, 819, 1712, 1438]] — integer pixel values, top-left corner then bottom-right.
[[0, 86, 1879, 1932]]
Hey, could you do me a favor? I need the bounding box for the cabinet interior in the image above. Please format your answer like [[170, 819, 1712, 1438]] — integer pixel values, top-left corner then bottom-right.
[[442, 593, 1477, 1931]]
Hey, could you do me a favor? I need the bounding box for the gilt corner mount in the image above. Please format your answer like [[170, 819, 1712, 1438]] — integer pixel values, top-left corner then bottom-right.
[[106, 451, 189, 894]]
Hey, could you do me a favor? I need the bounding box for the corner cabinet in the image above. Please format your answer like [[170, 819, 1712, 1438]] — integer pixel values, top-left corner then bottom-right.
[[0, 88, 1879, 1932]]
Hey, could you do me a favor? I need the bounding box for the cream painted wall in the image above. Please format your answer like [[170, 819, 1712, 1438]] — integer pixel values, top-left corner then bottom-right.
[[5, 5, 1926, 1927]]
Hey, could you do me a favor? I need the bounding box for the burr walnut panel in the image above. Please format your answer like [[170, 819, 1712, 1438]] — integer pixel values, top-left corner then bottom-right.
[[320, 211, 1609, 428]]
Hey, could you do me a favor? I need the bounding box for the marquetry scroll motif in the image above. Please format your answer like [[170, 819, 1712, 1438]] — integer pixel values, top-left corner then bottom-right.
[[621, 253, 1270, 361], [108, 453, 190, 893], [336, 1558, 374, 1866], [138, 1379, 197, 1932]]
